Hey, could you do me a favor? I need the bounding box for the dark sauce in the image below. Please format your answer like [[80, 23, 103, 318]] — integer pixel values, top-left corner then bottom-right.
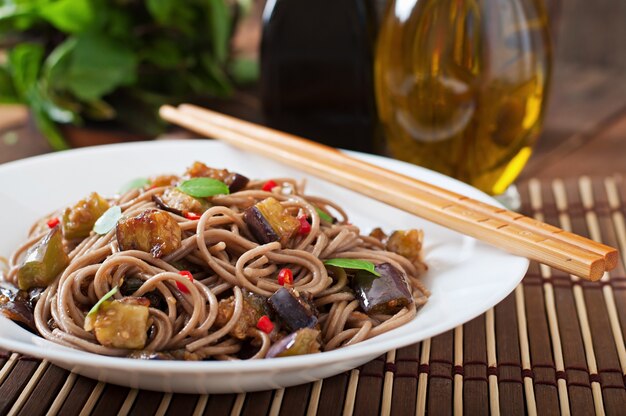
[[260, 0, 379, 153]]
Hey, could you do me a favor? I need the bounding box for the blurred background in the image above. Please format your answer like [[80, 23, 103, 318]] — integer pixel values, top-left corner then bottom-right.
[[1, 0, 625, 185]]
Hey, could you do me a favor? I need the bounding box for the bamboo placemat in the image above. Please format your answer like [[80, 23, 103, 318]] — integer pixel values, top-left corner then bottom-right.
[[1, 175, 625, 416]]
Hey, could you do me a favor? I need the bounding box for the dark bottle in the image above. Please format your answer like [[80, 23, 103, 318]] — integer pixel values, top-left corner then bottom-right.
[[260, 0, 378, 153]]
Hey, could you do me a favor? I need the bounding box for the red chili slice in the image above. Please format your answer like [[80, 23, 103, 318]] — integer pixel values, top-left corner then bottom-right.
[[297, 215, 311, 235], [176, 270, 194, 293], [256, 315, 274, 334], [184, 212, 201, 220], [262, 180, 277, 192], [277, 268, 293, 286], [46, 217, 60, 228]]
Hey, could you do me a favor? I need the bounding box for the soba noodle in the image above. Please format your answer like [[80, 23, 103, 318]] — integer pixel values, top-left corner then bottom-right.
[[2, 166, 429, 360]]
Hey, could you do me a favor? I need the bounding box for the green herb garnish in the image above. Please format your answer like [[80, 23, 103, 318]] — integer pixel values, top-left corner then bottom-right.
[[93, 206, 122, 235], [120, 177, 150, 193], [323, 259, 380, 276], [87, 286, 118, 317], [315, 207, 334, 223], [178, 178, 230, 198]]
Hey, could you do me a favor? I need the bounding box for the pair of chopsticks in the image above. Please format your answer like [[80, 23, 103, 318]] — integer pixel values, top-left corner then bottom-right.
[[159, 104, 618, 281]]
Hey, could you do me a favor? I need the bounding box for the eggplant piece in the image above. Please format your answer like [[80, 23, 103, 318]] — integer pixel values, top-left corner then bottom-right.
[[268, 287, 318, 332], [89, 297, 150, 349], [226, 173, 250, 193], [369, 227, 388, 243], [116, 209, 181, 258], [149, 174, 179, 188], [352, 263, 413, 315], [184, 162, 249, 193], [214, 292, 268, 339], [62, 192, 110, 240], [0, 284, 39, 332], [386, 230, 427, 271], [152, 187, 210, 216], [17, 226, 69, 290], [243, 197, 300, 245], [243, 204, 278, 244], [266, 328, 321, 358]]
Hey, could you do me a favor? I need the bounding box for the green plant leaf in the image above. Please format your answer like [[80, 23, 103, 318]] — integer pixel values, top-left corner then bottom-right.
[[146, 0, 174, 25], [93, 206, 122, 235], [81, 99, 115, 120], [30, 103, 69, 150], [200, 55, 232, 96], [323, 259, 381, 276], [0, 65, 19, 104], [141, 39, 182, 69], [87, 286, 118, 317], [228, 57, 259, 85], [228, 58, 259, 85], [0, 3, 39, 31], [39, 0, 94, 34], [178, 178, 229, 198], [8, 42, 44, 100], [236, 0, 254, 15], [63, 34, 137, 102], [206, 0, 231, 63], [43, 37, 77, 87]]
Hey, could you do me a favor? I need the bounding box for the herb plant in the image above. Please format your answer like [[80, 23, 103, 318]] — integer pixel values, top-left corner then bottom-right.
[[0, 0, 255, 149]]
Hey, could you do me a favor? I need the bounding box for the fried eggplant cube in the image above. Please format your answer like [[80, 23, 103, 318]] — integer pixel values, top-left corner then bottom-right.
[[243, 197, 300, 245], [0, 284, 39, 332], [116, 209, 181, 258], [386, 229, 427, 272], [149, 174, 179, 188], [214, 292, 267, 339], [185, 162, 249, 192], [266, 328, 321, 358], [153, 187, 210, 217], [268, 287, 318, 332], [91, 297, 150, 349], [62, 192, 110, 239], [352, 263, 413, 315], [17, 226, 69, 290]]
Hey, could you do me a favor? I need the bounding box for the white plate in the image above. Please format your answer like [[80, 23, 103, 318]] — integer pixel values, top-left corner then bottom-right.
[[0, 140, 528, 393]]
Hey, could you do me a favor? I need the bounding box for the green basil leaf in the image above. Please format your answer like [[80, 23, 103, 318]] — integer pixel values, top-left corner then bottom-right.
[[323, 259, 381, 277], [315, 207, 334, 223], [119, 178, 150, 194], [178, 178, 229, 197], [93, 206, 122, 235], [87, 286, 118, 317], [39, 0, 94, 34]]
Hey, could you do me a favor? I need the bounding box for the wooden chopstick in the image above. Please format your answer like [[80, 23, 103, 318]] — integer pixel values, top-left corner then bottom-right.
[[177, 104, 619, 272], [159, 104, 618, 281]]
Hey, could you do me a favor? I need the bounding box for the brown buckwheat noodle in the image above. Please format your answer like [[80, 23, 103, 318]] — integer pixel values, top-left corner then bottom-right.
[[3, 176, 429, 360]]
